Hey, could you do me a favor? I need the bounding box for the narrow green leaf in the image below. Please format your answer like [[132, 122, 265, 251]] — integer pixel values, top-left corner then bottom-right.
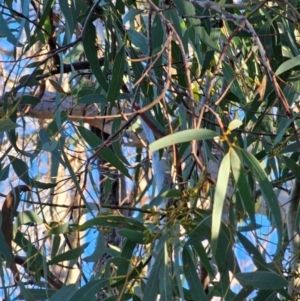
[[48, 242, 89, 265], [78, 216, 145, 231], [142, 249, 163, 301], [112, 118, 130, 166], [8, 156, 56, 189], [77, 126, 131, 178], [211, 152, 230, 256], [0, 165, 10, 181], [282, 155, 300, 182], [14, 211, 43, 229], [182, 246, 208, 301], [198, 26, 220, 52], [116, 240, 136, 288], [230, 149, 255, 224], [235, 271, 287, 290], [223, 62, 246, 103], [0, 13, 22, 46], [123, 9, 143, 24], [118, 229, 147, 244], [84, 231, 105, 262], [149, 129, 218, 152], [18, 282, 35, 301], [276, 55, 300, 75], [107, 46, 125, 102], [47, 222, 69, 236], [159, 243, 172, 301], [49, 284, 77, 301], [189, 241, 214, 277], [240, 149, 282, 255], [14, 231, 44, 270], [49, 79, 69, 94], [18, 289, 56, 300], [20, 95, 40, 105], [69, 279, 109, 301], [127, 29, 148, 54], [228, 119, 243, 131], [0, 118, 19, 132], [77, 94, 107, 104], [237, 232, 269, 271], [82, 21, 109, 91], [276, 114, 300, 147], [59, 0, 74, 43]]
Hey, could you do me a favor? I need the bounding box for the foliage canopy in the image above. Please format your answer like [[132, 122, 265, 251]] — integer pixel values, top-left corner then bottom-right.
[[0, 0, 300, 300]]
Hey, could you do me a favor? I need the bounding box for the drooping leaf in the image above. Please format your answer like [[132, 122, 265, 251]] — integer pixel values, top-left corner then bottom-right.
[[182, 246, 208, 301], [82, 20, 109, 91], [159, 243, 172, 301], [142, 248, 163, 301], [239, 149, 282, 255], [107, 45, 125, 102], [127, 29, 148, 54], [230, 148, 255, 224], [211, 152, 230, 256], [237, 232, 269, 271], [281, 155, 300, 182], [223, 62, 246, 103]]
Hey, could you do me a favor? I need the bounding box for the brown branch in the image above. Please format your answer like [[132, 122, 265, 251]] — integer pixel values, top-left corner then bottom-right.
[[1, 185, 30, 281]]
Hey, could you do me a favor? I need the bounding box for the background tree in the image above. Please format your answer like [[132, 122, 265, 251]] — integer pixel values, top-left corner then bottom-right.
[[0, 0, 300, 300]]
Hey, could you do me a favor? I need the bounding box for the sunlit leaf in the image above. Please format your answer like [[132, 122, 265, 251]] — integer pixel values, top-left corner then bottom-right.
[[276, 55, 300, 75], [149, 129, 218, 152], [228, 119, 243, 131]]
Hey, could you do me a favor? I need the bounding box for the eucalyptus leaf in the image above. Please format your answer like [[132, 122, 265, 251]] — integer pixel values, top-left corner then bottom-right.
[[149, 129, 218, 152]]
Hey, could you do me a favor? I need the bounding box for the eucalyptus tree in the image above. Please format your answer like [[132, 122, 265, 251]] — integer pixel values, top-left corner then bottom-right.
[[0, 0, 300, 300]]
